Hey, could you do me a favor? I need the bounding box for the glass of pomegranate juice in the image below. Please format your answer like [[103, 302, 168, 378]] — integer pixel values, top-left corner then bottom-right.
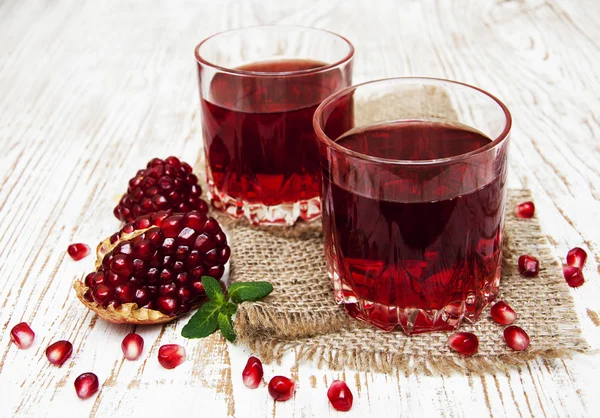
[[313, 78, 512, 334], [195, 26, 354, 225]]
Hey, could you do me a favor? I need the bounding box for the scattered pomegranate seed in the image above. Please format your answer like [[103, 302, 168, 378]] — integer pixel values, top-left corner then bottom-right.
[[242, 356, 263, 389], [113, 157, 208, 222], [566, 247, 587, 269], [490, 301, 517, 325], [327, 380, 354, 412], [514, 201, 535, 218], [268, 376, 295, 401], [67, 243, 91, 261], [121, 333, 144, 360], [563, 265, 585, 288], [74, 372, 99, 399], [518, 255, 539, 277], [503, 326, 530, 351], [447, 332, 479, 356], [46, 340, 73, 365], [10, 322, 35, 349], [158, 344, 186, 369]]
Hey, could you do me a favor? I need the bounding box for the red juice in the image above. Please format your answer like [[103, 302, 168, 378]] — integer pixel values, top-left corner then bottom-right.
[[200, 59, 352, 224], [322, 120, 507, 334]]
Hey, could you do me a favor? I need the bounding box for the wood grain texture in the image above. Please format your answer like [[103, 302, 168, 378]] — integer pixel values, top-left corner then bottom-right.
[[0, 0, 598, 417]]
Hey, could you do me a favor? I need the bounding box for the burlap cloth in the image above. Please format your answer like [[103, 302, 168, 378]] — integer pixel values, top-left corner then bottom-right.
[[204, 88, 589, 375]]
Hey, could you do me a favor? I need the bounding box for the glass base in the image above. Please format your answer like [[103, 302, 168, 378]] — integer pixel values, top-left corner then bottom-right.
[[208, 183, 321, 226], [331, 269, 500, 335]]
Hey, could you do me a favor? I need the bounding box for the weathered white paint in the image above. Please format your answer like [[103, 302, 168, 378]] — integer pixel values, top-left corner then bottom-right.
[[0, 0, 599, 416]]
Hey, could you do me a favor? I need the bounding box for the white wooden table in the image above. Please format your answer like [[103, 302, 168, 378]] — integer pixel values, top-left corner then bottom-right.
[[1, 0, 599, 416]]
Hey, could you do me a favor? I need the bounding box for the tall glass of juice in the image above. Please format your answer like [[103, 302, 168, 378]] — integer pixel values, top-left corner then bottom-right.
[[195, 26, 354, 225], [313, 78, 511, 334]]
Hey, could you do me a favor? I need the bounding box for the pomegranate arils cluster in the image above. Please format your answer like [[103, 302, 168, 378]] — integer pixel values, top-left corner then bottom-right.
[[68, 243, 91, 261], [268, 376, 295, 401], [327, 380, 354, 412], [77, 210, 230, 321], [74, 373, 99, 399], [242, 356, 264, 389], [515, 201, 535, 218], [10, 322, 35, 349], [518, 254, 539, 277], [46, 340, 73, 365], [158, 344, 186, 369], [122, 333, 144, 360], [114, 157, 208, 222], [447, 332, 479, 356]]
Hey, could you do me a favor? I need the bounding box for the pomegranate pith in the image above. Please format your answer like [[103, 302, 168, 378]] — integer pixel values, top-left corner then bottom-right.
[[327, 380, 354, 412], [68, 243, 91, 261], [121, 333, 144, 360], [158, 344, 186, 369], [515, 201, 535, 218], [10, 322, 35, 349], [447, 332, 479, 356], [114, 157, 208, 222], [242, 356, 263, 389], [74, 210, 230, 324], [268, 376, 295, 401], [490, 301, 517, 325], [518, 255, 539, 277], [562, 265, 585, 288], [74, 373, 99, 399], [504, 326, 530, 351], [566, 247, 587, 270], [46, 340, 73, 365]]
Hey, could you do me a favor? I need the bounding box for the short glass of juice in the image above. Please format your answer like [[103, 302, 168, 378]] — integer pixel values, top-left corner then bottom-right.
[[195, 26, 354, 225], [313, 78, 512, 334]]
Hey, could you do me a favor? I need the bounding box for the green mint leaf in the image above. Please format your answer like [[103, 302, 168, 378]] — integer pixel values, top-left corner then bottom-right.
[[218, 312, 236, 343], [228, 281, 274, 304], [220, 302, 237, 316], [181, 300, 220, 339], [202, 276, 225, 304]]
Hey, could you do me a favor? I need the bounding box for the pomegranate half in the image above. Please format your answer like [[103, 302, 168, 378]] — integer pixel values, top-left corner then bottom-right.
[[74, 210, 230, 324]]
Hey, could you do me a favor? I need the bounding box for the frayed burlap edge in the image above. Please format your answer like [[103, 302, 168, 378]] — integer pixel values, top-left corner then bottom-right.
[[239, 338, 589, 376]]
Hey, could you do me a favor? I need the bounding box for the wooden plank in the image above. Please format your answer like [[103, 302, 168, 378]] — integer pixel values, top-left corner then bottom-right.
[[0, 0, 598, 417]]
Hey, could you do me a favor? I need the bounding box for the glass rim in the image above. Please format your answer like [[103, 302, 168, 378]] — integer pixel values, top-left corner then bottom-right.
[[194, 25, 355, 78], [313, 77, 512, 166]]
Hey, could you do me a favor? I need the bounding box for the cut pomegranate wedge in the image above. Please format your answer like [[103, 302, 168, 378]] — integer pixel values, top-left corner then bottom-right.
[[73, 210, 230, 324]]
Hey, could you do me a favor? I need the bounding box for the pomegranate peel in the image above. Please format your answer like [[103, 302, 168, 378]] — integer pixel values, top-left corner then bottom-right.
[[73, 280, 173, 324]]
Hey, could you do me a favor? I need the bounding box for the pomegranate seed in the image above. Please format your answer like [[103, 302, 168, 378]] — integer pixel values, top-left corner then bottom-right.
[[46, 340, 73, 365], [67, 243, 91, 261], [490, 301, 517, 325], [158, 344, 185, 369], [10, 322, 35, 349], [74, 372, 99, 399], [503, 326, 530, 351], [242, 356, 263, 389], [518, 255, 539, 277], [563, 265, 585, 288], [566, 247, 587, 269], [121, 333, 144, 360], [268, 376, 295, 401], [447, 332, 479, 356], [515, 201, 535, 218], [327, 380, 354, 412]]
